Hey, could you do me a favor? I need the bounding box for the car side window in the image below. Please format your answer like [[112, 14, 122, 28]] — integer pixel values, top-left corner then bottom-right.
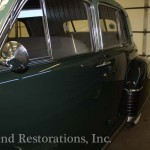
[[9, 21, 29, 38], [99, 4, 120, 48], [119, 12, 130, 45], [63, 20, 89, 33], [7, 0, 48, 60], [98, 4, 128, 49], [45, 0, 92, 59]]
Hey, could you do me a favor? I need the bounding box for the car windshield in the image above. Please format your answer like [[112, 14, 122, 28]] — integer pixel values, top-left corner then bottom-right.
[[0, 0, 16, 37]]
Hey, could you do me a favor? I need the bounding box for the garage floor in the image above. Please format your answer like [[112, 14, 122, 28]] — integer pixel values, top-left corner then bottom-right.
[[107, 98, 150, 150]]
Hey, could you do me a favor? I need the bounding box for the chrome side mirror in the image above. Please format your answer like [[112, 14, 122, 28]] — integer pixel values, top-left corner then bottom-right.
[[0, 41, 29, 72]]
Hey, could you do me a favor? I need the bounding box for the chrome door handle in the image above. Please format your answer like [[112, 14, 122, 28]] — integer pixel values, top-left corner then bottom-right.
[[96, 61, 111, 68]]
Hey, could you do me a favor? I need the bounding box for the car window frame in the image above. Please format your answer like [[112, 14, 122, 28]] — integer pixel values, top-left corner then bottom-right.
[[11, 0, 97, 62], [14, 0, 52, 61], [84, 1, 100, 53], [48, 1, 96, 60], [40, 0, 52, 59], [118, 10, 132, 46], [0, 0, 52, 62], [97, 2, 131, 50], [0, 0, 98, 71], [0, 0, 99, 68]]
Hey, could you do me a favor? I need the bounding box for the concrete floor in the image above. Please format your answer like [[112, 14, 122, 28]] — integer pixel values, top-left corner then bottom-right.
[[107, 99, 150, 150]]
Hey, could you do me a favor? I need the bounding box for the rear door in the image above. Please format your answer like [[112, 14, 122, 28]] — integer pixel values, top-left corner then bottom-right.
[[97, 3, 131, 132]]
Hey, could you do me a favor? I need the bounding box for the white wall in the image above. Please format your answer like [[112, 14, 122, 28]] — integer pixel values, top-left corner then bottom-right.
[[115, 0, 150, 55], [116, 0, 144, 7]]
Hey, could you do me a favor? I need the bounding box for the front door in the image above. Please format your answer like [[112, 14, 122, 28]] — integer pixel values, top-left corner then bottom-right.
[[0, 0, 129, 150]]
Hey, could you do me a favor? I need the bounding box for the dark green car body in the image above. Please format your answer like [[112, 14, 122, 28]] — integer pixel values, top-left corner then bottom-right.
[[0, 0, 149, 149]]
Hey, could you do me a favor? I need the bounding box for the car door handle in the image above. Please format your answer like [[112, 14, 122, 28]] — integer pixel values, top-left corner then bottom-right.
[[96, 61, 111, 68]]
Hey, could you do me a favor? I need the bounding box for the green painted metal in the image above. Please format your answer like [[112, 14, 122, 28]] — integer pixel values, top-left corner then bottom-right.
[[0, 0, 17, 36], [0, 0, 148, 149]]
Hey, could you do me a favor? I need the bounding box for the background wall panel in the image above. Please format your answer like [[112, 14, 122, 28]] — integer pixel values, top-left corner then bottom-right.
[[133, 33, 143, 54], [115, 0, 150, 55], [148, 9, 150, 31], [146, 34, 150, 55], [126, 9, 144, 31], [116, 0, 144, 7]]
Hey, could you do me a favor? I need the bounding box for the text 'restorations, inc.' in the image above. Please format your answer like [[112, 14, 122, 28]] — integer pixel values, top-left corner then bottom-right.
[[0, 134, 111, 144]]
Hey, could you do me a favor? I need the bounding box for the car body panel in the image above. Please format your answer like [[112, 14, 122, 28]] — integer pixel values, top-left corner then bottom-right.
[[0, 53, 125, 149], [0, 0, 149, 150]]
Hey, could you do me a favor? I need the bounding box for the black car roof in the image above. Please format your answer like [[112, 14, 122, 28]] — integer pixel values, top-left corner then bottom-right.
[[24, 0, 122, 10], [23, 0, 127, 17]]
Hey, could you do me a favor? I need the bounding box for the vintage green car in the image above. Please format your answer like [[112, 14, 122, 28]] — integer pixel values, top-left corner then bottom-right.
[[0, 0, 149, 149]]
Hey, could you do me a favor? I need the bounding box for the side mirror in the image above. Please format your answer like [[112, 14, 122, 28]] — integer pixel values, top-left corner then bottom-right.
[[0, 41, 29, 72]]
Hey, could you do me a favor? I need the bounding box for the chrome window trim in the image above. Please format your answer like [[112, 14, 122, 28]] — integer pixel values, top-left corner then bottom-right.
[[0, 0, 53, 60], [124, 87, 143, 93], [96, 3, 104, 50], [118, 11, 132, 45], [0, 0, 28, 51], [116, 10, 123, 46], [0, 1, 17, 38], [97, 2, 127, 50], [40, 0, 53, 59], [49, 0, 99, 60], [0, 0, 99, 65], [83, 0, 100, 52]]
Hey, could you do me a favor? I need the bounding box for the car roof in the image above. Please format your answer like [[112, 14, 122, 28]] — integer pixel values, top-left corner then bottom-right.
[[0, 0, 128, 41], [23, 0, 125, 14]]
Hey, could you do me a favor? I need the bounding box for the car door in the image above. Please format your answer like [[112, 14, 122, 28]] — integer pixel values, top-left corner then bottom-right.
[[0, 0, 107, 149], [96, 3, 131, 133], [0, 0, 129, 150]]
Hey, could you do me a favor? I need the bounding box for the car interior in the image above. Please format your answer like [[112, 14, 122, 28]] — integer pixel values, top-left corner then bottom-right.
[[7, 0, 92, 60]]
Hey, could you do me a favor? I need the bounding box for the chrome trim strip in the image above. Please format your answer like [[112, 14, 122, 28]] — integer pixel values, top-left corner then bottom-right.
[[116, 10, 123, 46], [22, 70, 51, 79], [0, 78, 19, 85], [127, 116, 134, 122], [83, 0, 100, 52], [97, 3, 104, 50], [1, 0, 53, 60], [124, 86, 143, 93], [90, 4, 100, 51], [40, 63, 61, 72], [97, 2, 124, 50], [40, 0, 53, 59], [96, 61, 111, 68], [0, 0, 28, 51], [0, 1, 17, 38], [71, 34, 77, 53], [10, 0, 28, 26]]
